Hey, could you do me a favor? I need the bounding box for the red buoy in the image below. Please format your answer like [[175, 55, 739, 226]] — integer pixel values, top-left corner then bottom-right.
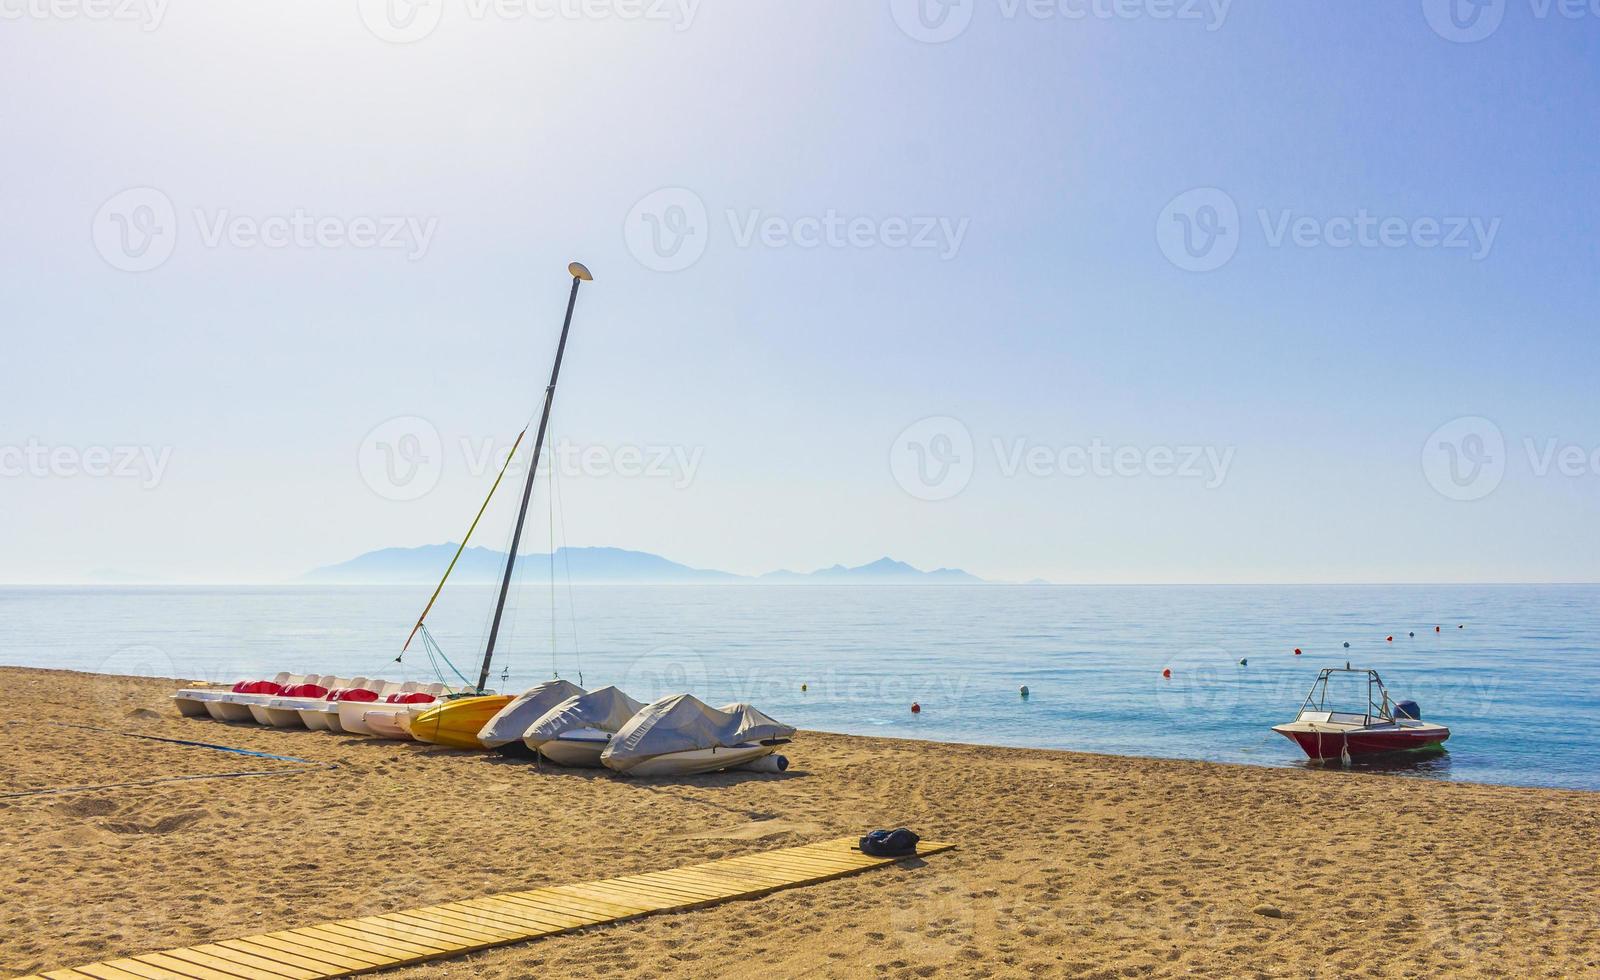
[[1294, 648, 1302, 655], [910, 702, 921, 714], [1387, 636, 1393, 642], [1435, 626, 1441, 633], [1162, 668, 1172, 679]]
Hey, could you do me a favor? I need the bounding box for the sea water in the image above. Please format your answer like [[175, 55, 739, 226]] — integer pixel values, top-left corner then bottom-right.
[[2, 584, 1596, 791]]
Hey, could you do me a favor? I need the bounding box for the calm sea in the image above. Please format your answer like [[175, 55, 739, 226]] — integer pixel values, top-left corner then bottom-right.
[[3, 584, 1596, 791]]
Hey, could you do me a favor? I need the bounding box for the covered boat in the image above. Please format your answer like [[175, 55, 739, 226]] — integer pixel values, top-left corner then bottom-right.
[[523, 686, 645, 767], [1273, 665, 1450, 761], [408, 694, 514, 750], [476, 679, 587, 755], [601, 694, 795, 777]]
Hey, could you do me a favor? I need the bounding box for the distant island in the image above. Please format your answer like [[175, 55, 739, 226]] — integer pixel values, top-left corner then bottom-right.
[[302, 545, 988, 585]]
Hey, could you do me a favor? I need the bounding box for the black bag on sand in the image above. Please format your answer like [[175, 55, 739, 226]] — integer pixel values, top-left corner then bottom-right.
[[859, 828, 920, 857]]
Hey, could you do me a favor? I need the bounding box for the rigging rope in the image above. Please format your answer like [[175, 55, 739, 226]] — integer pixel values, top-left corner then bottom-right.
[[401, 426, 530, 655]]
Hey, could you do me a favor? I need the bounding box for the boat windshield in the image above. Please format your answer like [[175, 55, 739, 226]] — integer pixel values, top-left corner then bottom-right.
[[1296, 668, 1392, 725]]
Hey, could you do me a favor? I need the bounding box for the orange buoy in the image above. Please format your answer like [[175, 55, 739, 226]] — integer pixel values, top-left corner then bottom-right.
[[910, 702, 921, 714], [1162, 668, 1172, 679], [1294, 648, 1302, 655]]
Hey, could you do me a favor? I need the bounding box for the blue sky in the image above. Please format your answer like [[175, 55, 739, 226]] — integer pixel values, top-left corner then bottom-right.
[[2, 0, 1597, 584]]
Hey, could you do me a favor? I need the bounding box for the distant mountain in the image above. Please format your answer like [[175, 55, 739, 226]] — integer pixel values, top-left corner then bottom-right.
[[303, 545, 740, 584], [759, 557, 984, 584], [302, 546, 986, 584]]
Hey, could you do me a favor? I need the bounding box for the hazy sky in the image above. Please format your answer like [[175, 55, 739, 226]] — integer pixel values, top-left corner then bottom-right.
[[3, 0, 1598, 584]]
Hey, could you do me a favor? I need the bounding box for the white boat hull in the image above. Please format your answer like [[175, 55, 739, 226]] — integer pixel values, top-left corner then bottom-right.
[[363, 707, 415, 740], [337, 701, 382, 737], [610, 742, 778, 777], [206, 699, 256, 722], [533, 729, 612, 768], [173, 694, 212, 717], [300, 707, 333, 731]]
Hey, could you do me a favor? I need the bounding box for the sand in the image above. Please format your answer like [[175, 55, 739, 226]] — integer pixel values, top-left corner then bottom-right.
[[2, 667, 1597, 979]]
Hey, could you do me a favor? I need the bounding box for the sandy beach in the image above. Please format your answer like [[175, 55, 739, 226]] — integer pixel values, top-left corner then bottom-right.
[[3, 666, 1598, 979]]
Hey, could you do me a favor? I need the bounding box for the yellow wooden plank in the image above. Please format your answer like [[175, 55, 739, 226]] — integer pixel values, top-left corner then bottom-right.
[[542, 883, 664, 913], [229, 936, 376, 974], [615, 873, 740, 900], [134, 951, 256, 980], [432, 900, 570, 933], [71, 964, 155, 980], [472, 893, 608, 927], [41, 971, 104, 980], [214, 940, 348, 976], [253, 934, 389, 971], [447, 897, 593, 931], [275, 928, 410, 965], [186, 944, 323, 980], [374, 910, 511, 946], [88, 960, 189, 980], [333, 919, 462, 954], [587, 875, 722, 902], [300, 925, 438, 961], [390, 908, 523, 943], [162, 945, 308, 980], [553, 881, 694, 909], [506, 887, 649, 917]]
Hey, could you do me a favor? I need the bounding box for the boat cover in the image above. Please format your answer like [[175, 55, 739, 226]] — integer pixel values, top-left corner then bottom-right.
[[523, 686, 646, 746], [600, 694, 795, 772], [476, 679, 586, 748]]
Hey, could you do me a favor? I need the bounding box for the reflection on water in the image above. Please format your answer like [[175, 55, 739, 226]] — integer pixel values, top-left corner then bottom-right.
[[1293, 747, 1453, 779]]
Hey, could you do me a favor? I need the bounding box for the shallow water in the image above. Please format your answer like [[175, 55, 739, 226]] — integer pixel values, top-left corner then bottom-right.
[[3, 584, 1596, 790]]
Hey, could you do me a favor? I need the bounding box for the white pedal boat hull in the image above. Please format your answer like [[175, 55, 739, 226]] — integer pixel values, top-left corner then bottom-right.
[[205, 698, 258, 723]]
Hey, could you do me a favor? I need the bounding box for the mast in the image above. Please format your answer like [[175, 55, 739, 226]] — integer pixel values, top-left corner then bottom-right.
[[477, 262, 593, 693]]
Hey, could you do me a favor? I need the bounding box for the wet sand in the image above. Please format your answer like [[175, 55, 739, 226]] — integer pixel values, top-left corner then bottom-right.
[[3, 666, 1598, 978]]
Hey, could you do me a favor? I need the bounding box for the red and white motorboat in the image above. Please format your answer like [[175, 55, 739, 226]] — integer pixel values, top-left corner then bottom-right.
[[1273, 665, 1449, 761]]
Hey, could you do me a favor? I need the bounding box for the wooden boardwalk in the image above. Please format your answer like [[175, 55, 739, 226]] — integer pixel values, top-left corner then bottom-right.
[[20, 837, 954, 980]]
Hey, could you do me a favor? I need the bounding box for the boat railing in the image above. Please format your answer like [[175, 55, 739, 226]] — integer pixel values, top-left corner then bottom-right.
[[1296, 667, 1396, 726]]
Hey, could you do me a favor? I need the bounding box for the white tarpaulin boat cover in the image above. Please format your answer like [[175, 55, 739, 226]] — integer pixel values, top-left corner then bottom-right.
[[523, 686, 646, 746], [600, 694, 795, 772], [476, 679, 586, 748]]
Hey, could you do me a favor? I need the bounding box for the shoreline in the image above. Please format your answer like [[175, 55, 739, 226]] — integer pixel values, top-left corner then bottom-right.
[[5, 666, 1599, 977], [6, 665, 1595, 797]]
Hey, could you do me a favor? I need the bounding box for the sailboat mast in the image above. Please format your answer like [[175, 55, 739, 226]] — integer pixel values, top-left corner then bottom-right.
[[477, 262, 592, 693]]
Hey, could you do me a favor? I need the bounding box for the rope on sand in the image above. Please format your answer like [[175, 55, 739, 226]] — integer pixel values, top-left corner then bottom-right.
[[0, 721, 336, 800], [0, 766, 337, 801]]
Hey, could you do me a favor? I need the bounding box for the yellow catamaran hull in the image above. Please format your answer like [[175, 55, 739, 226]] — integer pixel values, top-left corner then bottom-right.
[[407, 695, 515, 750]]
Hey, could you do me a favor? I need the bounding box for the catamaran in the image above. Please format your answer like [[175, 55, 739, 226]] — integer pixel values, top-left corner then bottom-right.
[[393, 262, 595, 749], [1272, 665, 1450, 761]]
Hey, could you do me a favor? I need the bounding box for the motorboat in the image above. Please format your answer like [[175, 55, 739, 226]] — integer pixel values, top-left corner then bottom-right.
[[1273, 665, 1450, 761], [408, 694, 513, 750], [476, 679, 586, 756], [601, 694, 795, 777], [523, 686, 644, 767]]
